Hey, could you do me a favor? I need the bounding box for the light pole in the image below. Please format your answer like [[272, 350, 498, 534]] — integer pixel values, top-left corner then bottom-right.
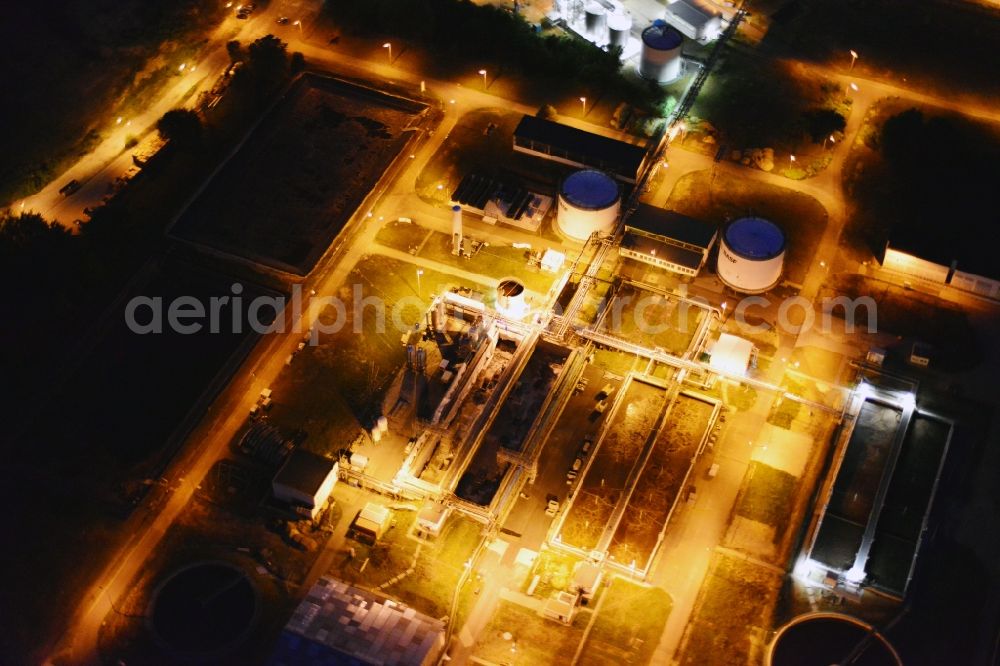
[[383, 42, 392, 63], [293, 19, 302, 34], [849, 49, 859, 70], [579, 96, 587, 115], [416, 268, 423, 296], [848, 82, 859, 100], [789, 154, 796, 170], [824, 134, 836, 149], [478, 69, 488, 88]]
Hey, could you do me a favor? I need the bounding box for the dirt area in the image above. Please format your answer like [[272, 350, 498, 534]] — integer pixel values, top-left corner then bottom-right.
[[608, 394, 714, 569], [559, 379, 667, 552], [173, 74, 426, 273]]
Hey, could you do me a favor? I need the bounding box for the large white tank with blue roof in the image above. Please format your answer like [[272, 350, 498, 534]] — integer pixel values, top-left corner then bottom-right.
[[639, 20, 684, 83], [557, 169, 620, 241], [717, 216, 786, 293]]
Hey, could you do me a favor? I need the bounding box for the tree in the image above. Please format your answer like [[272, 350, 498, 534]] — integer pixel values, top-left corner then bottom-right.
[[802, 108, 846, 143], [226, 39, 243, 63], [248, 34, 289, 85], [536, 104, 558, 120], [290, 51, 306, 74], [156, 109, 202, 149]]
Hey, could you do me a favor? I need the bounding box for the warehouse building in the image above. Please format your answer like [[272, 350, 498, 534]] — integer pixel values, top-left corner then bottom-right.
[[271, 450, 338, 519], [451, 172, 552, 232], [664, 0, 723, 42], [269, 576, 445, 666], [513, 115, 649, 183], [619, 205, 717, 276], [880, 227, 1000, 299]]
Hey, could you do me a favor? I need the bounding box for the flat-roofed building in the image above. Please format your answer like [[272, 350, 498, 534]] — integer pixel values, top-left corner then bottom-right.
[[513, 115, 649, 183], [272, 450, 338, 519], [620, 205, 717, 276], [269, 577, 445, 666]]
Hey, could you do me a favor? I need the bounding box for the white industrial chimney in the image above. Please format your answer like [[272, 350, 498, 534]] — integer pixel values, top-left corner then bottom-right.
[[452, 205, 463, 256]]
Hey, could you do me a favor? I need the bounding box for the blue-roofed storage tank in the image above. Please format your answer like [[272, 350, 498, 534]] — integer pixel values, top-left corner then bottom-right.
[[557, 169, 621, 241], [717, 217, 786, 293], [639, 20, 684, 83]]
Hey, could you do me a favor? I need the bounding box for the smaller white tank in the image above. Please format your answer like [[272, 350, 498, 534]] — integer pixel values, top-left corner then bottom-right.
[[639, 20, 684, 83], [607, 12, 632, 50], [584, 1, 607, 41], [557, 169, 621, 241]]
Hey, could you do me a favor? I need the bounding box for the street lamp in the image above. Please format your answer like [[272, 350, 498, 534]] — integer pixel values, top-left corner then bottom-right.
[[478, 69, 488, 88], [579, 96, 587, 115], [849, 49, 859, 70], [789, 154, 796, 170], [293, 19, 302, 33], [416, 268, 423, 295], [383, 42, 392, 63], [824, 134, 836, 149]]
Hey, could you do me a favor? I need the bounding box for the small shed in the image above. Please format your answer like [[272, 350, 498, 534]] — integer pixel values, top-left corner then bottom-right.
[[272, 450, 338, 519], [351, 502, 392, 545], [542, 591, 580, 625], [709, 333, 755, 376], [571, 562, 603, 600], [416, 501, 452, 538]]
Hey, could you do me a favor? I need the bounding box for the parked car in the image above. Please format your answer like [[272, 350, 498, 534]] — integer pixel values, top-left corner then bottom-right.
[[580, 437, 593, 456], [545, 495, 560, 517], [59, 179, 81, 196], [276, 16, 289, 24]]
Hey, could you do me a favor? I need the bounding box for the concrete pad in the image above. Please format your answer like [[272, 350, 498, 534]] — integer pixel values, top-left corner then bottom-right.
[[514, 547, 538, 568], [751, 423, 812, 477]]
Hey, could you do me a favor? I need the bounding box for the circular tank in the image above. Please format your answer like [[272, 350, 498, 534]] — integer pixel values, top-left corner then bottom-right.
[[557, 169, 621, 241], [497, 279, 528, 318], [639, 20, 684, 83], [767, 613, 901, 666], [584, 1, 607, 40], [717, 216, 786, 293], [607, 12, 632, 49]]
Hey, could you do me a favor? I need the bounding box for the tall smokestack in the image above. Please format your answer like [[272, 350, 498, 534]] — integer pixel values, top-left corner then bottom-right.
[[452, 205, 463, 256]]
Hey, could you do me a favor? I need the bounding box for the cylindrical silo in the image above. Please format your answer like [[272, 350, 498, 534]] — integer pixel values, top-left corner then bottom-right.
[[639, 20, 684, 83], [717, 217, 786, 293], [496, 279, 527, 318], [557, 169, 621, 241], [584, 1, 607, 41], [607, 12, 632, 50]]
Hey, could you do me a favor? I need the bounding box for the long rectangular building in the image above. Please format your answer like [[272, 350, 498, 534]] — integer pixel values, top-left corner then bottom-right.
[[620, 205, 717, 276], [512, 115, 649, 183]]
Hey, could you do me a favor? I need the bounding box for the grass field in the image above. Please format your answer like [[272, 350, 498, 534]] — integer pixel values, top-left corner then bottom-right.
[[734, 462, 799, 537], [173, 75, 424, 273], [666, 169, 827, 285], [580, 579, 671, 666], [268, 254, 488, 450], [601, 282, 706, 356], [678, 553, 782, 666], [474, 600, 589, 665]]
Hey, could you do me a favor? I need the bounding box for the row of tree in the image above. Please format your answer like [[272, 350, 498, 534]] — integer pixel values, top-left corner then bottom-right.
[[325, 0, 660, 110]]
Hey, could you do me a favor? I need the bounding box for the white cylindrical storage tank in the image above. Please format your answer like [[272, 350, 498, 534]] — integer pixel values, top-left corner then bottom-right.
[[496, 279, 528, 318], [557, 169, 621, 241], [717, 217, 786, 293], [584, 1, 607, 40], [607, 12, 632, 50], [639, 20, 684, 83]]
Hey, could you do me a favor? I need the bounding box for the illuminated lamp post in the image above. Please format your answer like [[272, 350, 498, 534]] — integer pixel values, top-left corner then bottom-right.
[[383, 42, 392, 63], [579, 96, 587, 115], [479, 69, 488, 88], [849, 49, 859, 70]]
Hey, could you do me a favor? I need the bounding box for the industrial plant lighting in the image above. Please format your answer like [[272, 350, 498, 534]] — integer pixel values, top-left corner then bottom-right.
[[850, 82, 859, 92], [478, 69, 488, 87], [383, 42, 392, 63], [849, 49, 859, 69], [579, 96, 587, 114]]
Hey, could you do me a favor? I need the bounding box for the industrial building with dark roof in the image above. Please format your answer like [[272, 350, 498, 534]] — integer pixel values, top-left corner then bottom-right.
[[620, 205, 718, 276], [512, 115, 649, 183]]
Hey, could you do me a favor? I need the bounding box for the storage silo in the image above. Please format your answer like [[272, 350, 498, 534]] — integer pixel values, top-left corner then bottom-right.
[[639, 20, 684, 83], [717, 217, 786, 293], [584, 1, 608, 41], [607, 12, 632, 50], [557, 169, 621, 241], [497, 279, 528, 318]]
